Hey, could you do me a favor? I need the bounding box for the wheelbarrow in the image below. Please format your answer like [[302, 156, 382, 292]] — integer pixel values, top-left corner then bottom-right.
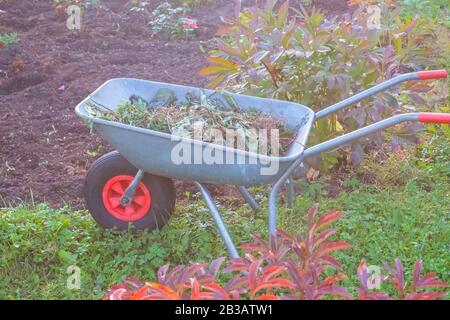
[[75, 69, 449, 258]]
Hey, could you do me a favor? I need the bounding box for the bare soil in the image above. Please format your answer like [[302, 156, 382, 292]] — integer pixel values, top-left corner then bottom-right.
[[0, 0, 350, 208]]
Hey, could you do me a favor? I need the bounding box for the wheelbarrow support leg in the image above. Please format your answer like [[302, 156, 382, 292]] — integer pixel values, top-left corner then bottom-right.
[[269, 156, 305, 236], [286, 176, 294, 209], [195, 182, 240, 259], [238, 186, 260, 212], [120, 169, 145, 206]]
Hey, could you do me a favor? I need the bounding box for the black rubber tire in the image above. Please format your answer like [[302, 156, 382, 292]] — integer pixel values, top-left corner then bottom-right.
[[84, 151, 176, 231]]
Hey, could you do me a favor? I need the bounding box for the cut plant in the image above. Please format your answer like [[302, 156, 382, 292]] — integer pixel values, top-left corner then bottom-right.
[[85, 90, 297, 155]]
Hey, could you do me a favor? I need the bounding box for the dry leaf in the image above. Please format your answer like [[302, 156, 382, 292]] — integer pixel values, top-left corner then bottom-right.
[[307, 167, 320, 182]]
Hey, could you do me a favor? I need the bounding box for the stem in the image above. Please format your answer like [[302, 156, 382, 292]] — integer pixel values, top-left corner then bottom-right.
[[261, 60, 279, 89]]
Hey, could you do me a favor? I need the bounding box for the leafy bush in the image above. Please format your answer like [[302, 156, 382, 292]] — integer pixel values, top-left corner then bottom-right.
[[398, 0, 450, 28], [0, 33, 20, 47], [149, 2, 198, 39], [415, 128, 450, 181], [129, 0, 150, 13], [199, 1, 443, 171], [358, 148, 421, 186], [174, 0, 217, 8], [104, 204, 447, 300], [358, 126, 450, 187]]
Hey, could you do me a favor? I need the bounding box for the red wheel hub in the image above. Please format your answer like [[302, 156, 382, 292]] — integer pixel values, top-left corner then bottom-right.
[[102, 175, 151, 222]]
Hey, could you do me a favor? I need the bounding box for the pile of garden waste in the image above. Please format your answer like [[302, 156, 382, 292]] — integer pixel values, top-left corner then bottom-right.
[[85, 89, 297, 154]]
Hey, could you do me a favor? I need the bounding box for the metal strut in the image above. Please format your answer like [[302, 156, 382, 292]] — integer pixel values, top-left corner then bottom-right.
[[238, 186, 260, 212], [195, 182, 240, 259], [120, 170, 145, 206], [286, 176, 295, 209]]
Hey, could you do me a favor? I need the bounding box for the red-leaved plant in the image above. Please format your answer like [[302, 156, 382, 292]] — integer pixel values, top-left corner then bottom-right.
[[104, 204, 447, 300]]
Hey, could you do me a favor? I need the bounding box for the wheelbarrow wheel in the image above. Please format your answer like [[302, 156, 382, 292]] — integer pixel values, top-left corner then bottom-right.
[[84, 151, 176, 231]]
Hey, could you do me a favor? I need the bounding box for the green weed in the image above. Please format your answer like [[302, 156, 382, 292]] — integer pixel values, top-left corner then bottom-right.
[[0, 33, 20, 46]]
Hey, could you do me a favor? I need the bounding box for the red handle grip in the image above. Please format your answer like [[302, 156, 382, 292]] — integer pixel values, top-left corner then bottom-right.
[[419, 113, 450, 124], [417, 69, 448, 80]]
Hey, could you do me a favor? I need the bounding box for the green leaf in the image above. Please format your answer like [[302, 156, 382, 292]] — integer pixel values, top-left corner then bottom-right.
[[58, 250, 77, 264], [198, 65, 231, 77], [277, 1, 289, 27], [206, 56, 240, 70], [218, 42, 244, 58], [207, 74, 226, 88], [249, 50, 270, 64]]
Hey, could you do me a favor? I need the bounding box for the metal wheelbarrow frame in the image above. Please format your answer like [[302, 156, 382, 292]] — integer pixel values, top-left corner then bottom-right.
[[76, 69, 449, 258]]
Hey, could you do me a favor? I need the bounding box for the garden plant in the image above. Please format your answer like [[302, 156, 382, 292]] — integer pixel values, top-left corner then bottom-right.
[[104, 204, 448, 300], [199, 0, 448, 170], [148, 2, 199, 39]]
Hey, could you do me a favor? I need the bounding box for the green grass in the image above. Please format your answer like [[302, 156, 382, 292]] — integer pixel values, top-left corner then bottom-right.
[[399, 0, 450, 28], [0, 132, 448, 299]]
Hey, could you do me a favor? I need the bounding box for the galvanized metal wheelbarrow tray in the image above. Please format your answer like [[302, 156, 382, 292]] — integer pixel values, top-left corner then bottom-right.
[[76, 69, 449, 258]]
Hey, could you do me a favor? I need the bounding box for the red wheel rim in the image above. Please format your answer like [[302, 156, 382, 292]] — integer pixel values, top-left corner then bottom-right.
[[102, 175, 151, 222]]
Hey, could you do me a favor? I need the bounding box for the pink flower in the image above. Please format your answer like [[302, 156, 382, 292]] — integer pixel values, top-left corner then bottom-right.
[[182, 18, 198, 30]]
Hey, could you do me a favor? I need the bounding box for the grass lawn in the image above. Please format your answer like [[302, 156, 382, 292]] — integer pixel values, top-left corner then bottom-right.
[[0, 132, 449, 299]]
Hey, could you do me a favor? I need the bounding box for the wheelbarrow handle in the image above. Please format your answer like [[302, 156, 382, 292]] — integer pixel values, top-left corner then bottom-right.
[[303, 112, 450, 160], [417, 70, 448, 80], [315, 69, 448, 120], [268, 110, 450, 237], [269, 110, 450, 236], [419, 112, 450, 124]]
